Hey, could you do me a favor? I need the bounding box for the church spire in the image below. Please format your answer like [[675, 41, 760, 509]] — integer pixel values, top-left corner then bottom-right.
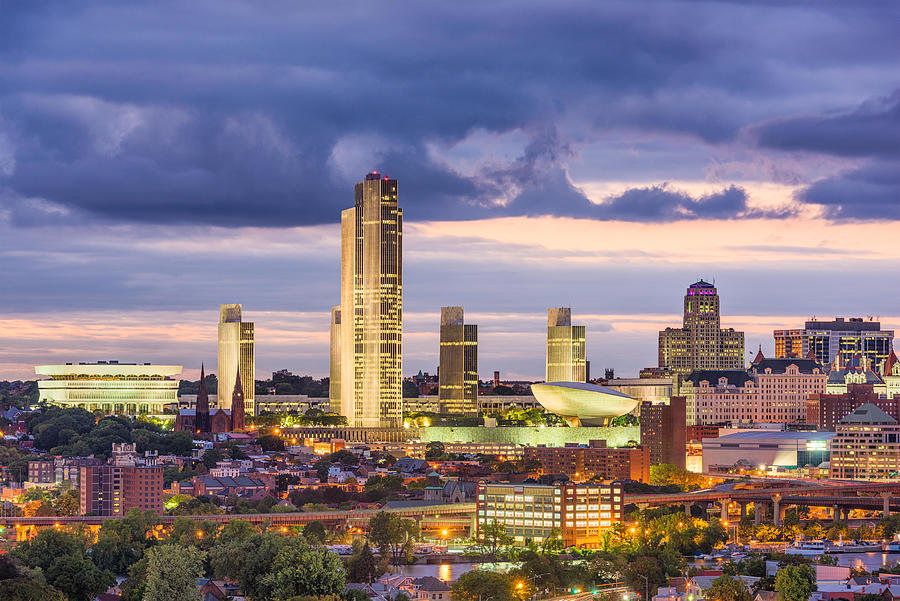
[[194, 363, 210, 434], [231, 369, 245, 432]]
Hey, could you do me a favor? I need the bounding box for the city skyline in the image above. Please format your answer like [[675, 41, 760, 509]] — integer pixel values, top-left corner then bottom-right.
[[0, 2, 898, 382]]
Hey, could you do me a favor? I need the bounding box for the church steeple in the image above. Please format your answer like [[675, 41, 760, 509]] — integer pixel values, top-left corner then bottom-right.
[[194, 363, 211, 434], [752, 345, 765, 365], [231, 369, 245, 432]]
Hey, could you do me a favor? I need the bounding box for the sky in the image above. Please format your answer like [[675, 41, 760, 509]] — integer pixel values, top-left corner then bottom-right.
[[0, 1, 898, 382]]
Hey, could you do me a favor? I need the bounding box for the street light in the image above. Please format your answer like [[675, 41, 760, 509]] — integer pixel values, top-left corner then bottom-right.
[[638, 574, 650, 601]]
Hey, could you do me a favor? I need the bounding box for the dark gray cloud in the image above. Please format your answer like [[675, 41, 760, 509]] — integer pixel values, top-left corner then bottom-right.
[[0, 1, 897, 226], [797, 161, 900, 219], [756, 90, 900, 158]]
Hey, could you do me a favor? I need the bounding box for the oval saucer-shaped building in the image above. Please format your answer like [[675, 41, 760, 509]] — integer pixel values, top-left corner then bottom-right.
[[531, 381, 638, 427]]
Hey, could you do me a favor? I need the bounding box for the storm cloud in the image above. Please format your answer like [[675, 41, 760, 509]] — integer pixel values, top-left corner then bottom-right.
[[0, 1, 897, 226]]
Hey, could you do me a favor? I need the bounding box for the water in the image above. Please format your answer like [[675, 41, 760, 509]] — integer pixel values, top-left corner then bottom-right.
[[389, 562, 516, 581], [834, 552, 900, 572]]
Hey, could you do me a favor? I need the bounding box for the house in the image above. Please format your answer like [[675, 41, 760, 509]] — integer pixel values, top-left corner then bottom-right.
[[412, 576, 451, 601]]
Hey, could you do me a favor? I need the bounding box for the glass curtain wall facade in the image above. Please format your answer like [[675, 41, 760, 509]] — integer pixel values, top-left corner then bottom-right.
[[438, 306, 478, 415], [217, 304, 255, 415], [546, 308, 586, 383], [333, 173, 403, 428]]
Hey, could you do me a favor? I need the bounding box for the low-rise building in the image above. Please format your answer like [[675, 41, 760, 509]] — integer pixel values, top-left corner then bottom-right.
[[524, 441, 650, 482], [701, 430, 833, 474], [807, 384, 900, 430], [476, 481, 623, 547]]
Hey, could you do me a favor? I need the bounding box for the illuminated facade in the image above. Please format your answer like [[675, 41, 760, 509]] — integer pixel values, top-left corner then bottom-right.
[[332, 172, 403, 428], [217, 304, 255, 415], [329, 306, 342, 414], [831, 403, 900, 481], [774, 318, 893, 372], [438, 306, 478, 415], [546, 307, 586, 383], [476, 481, 624, 547], [685, 355, 826, 425], [658, 280, 744, 376], [35, 362, 180, 416]]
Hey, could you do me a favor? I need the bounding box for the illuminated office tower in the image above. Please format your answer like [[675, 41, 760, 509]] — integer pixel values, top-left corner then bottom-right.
[[334, 172, 403, 428], [774, 317, 893, 372], [658, 280, 744, 376], [438, 306, 478, 415], [217, 304, 255, 415], [328, 306, 342, 414], [546, 307, 586, 383]]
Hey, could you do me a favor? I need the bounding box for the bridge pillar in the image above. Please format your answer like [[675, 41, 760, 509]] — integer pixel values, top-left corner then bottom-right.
[[739, 502, 748, 520], [773, 495, 783, 527], [832, 505, 840, 520], [754, 502, 764, 525], [684, 502, 694, 517], [883, 492, 892, 517], [720, 499, 730, 522]]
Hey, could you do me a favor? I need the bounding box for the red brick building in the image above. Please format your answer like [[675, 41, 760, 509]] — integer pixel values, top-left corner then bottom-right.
[[640, 396, 687, 469], [80, 464, 164, 516], [524, 440, 650, 482], [807, 384, 900, 430]]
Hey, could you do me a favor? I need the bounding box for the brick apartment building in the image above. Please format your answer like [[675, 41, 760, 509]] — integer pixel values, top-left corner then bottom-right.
[[807, 384, 900, 430], [79, 464, 164, 516], [640, 396, 687, 469], [524, 440, 650, 482]]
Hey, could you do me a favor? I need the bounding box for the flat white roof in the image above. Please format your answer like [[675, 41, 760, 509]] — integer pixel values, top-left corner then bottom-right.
[[36, 364, 182, 377]]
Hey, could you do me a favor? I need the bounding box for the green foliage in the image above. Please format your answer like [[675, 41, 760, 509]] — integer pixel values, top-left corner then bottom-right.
[[45, 553, 115, 601], [259, 434, 286, 452], [623, 556, 667, 598], [163, 465, 199, 486], [91, 509, 158, 573], [451, 569, 519, 601], [210, 532, 345, 601], [756, 523, 781, 542], [0, 577, 67, 601], [11, 528, 112, 601], [472, 519, 514, 560], [142, 543, 206, 601], [201, 448, 223, 469], [26, 407, 195, 458], [775, 564, 816, 601], [424, 441, 445, 459], [706, 575, 753, 601], [648, 464, 705, 491], [367, 511, 419, 565], [303, 520, 328, 544], [346, 542, 383, 584], [53, 489, 80, 516]]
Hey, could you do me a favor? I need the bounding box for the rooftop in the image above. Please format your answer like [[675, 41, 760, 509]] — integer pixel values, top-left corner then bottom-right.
[[712, 430, 835, 441], [840, 403, 897, 425]]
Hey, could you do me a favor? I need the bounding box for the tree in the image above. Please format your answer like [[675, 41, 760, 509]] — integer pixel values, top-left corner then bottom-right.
[[346, 542, 383, 584], [368, 512, 418, 565], [706, 575, 752, 601], [11, 528, 88, 573], [774, 565, 816, 601], [623, 556, 666, 599], [756, 524, 781, 542], [303, 520, 328, 544], [425, 441, 445, 459], [202, 448, 223, 469], [451, 570, 517, 601], [258, 538, 345, 600], [142, 544, 206, 601], [45, 554, 115, 601], [648, 464, 705, 491], [54, 490, 80, 516], [0, 578, 67, 601], [473, 520, 513, 560]]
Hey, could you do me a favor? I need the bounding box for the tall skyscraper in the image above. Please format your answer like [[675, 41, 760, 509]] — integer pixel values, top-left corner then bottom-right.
[[439, 306, 478, 415], [546, 307, 586, 382], [331, 172, 403, 428], [658, 280, 744, 376], [217, 304, 255, 415]]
